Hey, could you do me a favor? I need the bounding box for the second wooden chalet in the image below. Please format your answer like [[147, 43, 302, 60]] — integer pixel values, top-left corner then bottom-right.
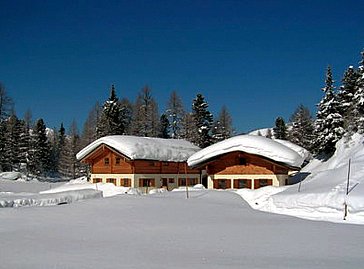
[[187, 135, 307, 190], [76, 135, 201, 192]]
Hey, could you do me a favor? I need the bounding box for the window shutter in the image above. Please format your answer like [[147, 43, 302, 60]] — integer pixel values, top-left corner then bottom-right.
[[247, 179, 252, 189], [254, 179, 260, 189]]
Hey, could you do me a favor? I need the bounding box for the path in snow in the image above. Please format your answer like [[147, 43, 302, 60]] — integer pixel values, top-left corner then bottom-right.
[[0, 190, 363, 269]]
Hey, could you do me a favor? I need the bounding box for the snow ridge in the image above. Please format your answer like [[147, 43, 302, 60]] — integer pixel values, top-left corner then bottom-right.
[[77, 135, 200, 162], [188, 135, 305, 168]]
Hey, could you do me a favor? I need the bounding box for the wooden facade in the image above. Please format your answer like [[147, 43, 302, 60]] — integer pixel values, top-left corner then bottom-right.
[[202, 151, 291, 190], [81, 144, 201, 191]]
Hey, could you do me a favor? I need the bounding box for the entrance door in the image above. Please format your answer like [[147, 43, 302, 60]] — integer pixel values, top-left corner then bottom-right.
[[162, 178, 168, 188]]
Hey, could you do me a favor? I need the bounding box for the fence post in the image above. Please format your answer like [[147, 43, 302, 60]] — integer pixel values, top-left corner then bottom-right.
[[343, 158, 351, 220]]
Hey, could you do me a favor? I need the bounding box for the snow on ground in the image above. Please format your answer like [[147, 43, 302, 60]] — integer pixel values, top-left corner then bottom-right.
[[188, 135, 305, 168], [0, 172, 26, 181], [236, 133, 364, 224], [0, 190, 363, 269], [0, 176, 139, 208], [40, 177, 137, 197]]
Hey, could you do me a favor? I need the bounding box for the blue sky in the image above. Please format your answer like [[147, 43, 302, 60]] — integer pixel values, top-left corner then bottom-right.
[[1, 0, 363, 133]]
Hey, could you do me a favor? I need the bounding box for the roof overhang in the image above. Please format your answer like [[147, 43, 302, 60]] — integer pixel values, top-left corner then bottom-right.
[[79, 143, 131, 163], [188, 150, 301, 171]]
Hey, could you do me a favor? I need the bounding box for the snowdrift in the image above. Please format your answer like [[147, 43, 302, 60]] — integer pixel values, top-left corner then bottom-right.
[[0, 189, 102, 208], [0, 177, 142, 208], [77, 135, 200, 162], [237, 133, 364, 224]]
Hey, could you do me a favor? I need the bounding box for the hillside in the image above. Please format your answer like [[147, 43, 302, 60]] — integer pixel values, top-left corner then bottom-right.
[[237, 133, 364, 224]]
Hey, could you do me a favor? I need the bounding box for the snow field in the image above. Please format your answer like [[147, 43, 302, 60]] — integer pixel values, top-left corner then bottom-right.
[[1, 190, 364, 269], [236, 133, 364, 224]]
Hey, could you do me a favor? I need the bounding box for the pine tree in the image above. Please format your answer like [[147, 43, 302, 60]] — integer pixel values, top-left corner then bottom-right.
[[0, 83, 13, 121], [55, 123, 66, 174], [18, 112, 32, 173], [212, 105, 233, 143], [288, 104, 315, 151], [97, 85, 128, 138], [266, 128, 273, 139], [337, 66, 360, 134], [159, 114, 170, 138], [3, 114, 23, 171], [132, 86, 160, 137], [0, 120, 6, 171], [190, 94, 213, 148], [166, 91, 185, 139], [119, 98, 133, 135], [273, 117, 287, 140], [353, 50, 364, 133], [28, 119, 51, 176], [314, 66, 345, 155], [17, 119, 29, 172]]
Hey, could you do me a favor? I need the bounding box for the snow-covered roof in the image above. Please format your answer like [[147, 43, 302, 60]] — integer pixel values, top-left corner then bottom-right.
[[274, 139, 311, 161], [187, 135, 305, 168], [76, 135, 200, 162]]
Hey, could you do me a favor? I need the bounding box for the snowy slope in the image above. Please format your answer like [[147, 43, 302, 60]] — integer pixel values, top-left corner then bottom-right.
[[77, 135, 200, 162], [188, 135, 305, 168], [237, 133, 364, 224]]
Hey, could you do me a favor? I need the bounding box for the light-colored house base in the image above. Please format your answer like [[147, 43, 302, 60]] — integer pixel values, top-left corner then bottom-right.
[[91, 173, 201, 192], [208, 174, 288, 189]]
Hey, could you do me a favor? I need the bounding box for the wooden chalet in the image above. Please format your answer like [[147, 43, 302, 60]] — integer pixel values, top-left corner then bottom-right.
[[76, 135, 201, 192], [187, 135, 306, 190]]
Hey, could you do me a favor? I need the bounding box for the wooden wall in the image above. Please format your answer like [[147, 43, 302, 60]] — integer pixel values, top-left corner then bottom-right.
[[87, 148, 133, 174], [206, 151, 289, 175], [83, 146, 199, 175]]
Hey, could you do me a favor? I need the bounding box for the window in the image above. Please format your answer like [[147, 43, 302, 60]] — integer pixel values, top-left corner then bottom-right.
[[120, 178, 131, 187], [178, 178, 198, 186], [234, 179, 250, 189], [259, 179, 269, 187], [139, 178, 155, 187], [189, 178, 198, 186], [163, 162, 169, 166], [93, 178, 102, 184], [178, 178, 186, 186], [148, 161, 156, 166], [254, 179, 273, 189], [213, 179, 231, 189], [168, 178, 175, 184], [106, 178, 116, 185], [115, 157, 121, 165], [239, 157, 247, 165], [218, 179, 227, 189], [104, 158, 110, 166]]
